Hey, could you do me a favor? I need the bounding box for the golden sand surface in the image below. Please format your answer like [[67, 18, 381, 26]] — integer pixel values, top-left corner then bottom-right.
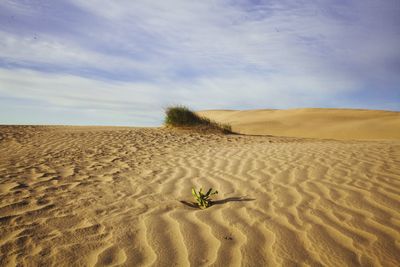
[[198, 108, 400, 140], [0, 125, 400, 266]]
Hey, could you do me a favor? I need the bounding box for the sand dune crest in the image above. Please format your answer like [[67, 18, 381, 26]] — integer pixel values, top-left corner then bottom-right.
[[198, 108, 400, 140]]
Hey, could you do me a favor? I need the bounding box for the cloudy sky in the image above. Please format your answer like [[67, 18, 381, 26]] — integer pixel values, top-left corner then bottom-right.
[[0, 0, 399, 126]]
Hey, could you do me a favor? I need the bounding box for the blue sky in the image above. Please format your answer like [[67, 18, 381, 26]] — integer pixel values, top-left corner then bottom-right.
[[0, 0, 399, 126]]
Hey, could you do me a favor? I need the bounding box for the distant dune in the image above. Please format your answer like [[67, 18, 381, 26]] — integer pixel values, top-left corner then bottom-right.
[[198, 108, 400, 140]]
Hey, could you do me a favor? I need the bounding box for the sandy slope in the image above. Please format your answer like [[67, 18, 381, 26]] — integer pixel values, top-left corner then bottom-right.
[[198, 108, 400, 140], [1, 126, 400, 266]]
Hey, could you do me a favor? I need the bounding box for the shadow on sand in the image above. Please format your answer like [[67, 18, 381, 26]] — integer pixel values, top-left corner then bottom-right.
[[180, 197, 255, 209]]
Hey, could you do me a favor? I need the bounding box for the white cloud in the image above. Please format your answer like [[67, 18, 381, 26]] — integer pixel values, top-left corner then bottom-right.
[[0, 68, 163, 108], [2, 0, 398, 83], [0, 67, 361, 125]]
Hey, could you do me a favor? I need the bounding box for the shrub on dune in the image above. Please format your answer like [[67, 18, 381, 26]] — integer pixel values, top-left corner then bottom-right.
[[164, 105, 232, 134]]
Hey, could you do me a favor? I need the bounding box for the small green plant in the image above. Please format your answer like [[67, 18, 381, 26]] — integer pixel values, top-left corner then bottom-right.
[[192, 187, 218, 209]]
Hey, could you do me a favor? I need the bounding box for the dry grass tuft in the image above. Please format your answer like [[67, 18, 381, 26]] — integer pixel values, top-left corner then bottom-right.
[[164, 105, 232, 134]]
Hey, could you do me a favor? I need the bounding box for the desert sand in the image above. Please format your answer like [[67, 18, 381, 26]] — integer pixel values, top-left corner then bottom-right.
[[1, 119, 400, 266], [198, 108, 400, 140]]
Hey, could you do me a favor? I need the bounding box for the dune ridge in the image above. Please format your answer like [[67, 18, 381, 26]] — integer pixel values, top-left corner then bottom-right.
[[197, 108, 400, 140], [0, 126, 400, 266]]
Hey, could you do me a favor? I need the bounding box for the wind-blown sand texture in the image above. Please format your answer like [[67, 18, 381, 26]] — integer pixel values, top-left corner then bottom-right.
[[198, 108, 400, 140], [1, 125, 400, 266]]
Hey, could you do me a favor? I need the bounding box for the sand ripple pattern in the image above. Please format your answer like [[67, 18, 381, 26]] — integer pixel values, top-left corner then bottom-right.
[[0, 126, 399, 266]]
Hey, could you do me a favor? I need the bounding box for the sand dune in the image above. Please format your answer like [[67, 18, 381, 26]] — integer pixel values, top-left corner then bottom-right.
[[198, 108, 400, 140], [1, 126, 400, 266]]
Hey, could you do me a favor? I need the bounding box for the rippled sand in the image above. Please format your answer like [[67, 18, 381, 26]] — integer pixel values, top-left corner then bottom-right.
[[1, 126, 399, 266]]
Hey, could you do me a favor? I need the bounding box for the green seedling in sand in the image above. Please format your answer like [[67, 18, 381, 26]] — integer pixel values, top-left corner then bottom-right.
[[192, 187, 218, 209]]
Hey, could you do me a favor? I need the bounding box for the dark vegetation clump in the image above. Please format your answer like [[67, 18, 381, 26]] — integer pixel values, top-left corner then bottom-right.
[[164, 105, 232, 134]]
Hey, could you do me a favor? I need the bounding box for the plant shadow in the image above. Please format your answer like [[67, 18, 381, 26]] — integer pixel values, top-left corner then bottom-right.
[[212, 197, 255, 205], [180, 196, 255, 209]]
